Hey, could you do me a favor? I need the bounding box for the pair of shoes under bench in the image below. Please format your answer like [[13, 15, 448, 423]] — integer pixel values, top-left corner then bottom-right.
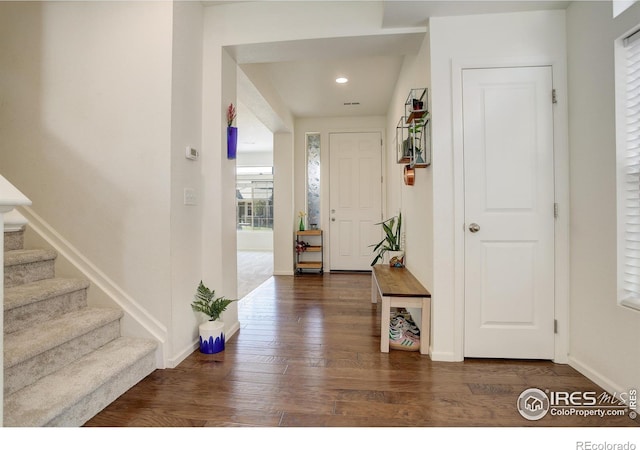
[[389, 325, 420, 351], [390, 314, 420, 336]]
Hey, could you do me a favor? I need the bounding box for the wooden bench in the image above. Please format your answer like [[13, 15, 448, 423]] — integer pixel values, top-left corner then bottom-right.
[[371, 264, 431, 355]]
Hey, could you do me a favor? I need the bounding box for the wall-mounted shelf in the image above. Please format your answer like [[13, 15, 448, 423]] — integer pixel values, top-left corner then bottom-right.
[[397, 88, 431, 170], [406, 109, 427, 124], [396, 117, 411, 164]]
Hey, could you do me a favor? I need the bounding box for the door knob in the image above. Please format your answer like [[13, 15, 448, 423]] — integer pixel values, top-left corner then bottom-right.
[[469, 223, 480, 233], [331, 218, 336, 222]]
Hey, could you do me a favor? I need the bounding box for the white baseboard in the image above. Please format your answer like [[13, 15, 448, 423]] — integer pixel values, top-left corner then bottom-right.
[[169, 342, 199, 369], [553, 351, 569, 365], [18, 206, 169, 368], [568, 355, 626, 395], [226, 320, 241, 340], [429, 350, 462, 362], [273, 270, 294, 276]]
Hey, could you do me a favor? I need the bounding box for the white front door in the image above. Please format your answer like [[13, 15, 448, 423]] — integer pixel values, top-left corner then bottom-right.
[[463, 66, 555, 359], [329, 132, 382, 271]]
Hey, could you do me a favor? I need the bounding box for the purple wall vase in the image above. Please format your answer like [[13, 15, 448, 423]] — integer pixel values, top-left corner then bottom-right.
[[227, 126, 238, 159]]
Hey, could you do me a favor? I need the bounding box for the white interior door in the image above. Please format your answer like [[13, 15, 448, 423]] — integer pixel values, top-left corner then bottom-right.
[[463, 66, 555, 359], [329, 132, 382, 271]]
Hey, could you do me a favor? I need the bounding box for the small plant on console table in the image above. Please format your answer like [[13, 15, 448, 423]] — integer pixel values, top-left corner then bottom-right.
[[370, 213, 404, 267], [191, 281, 236, 354]]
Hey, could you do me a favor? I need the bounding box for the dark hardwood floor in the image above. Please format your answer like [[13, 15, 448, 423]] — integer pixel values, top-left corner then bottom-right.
[[85, 273, 637, 428]]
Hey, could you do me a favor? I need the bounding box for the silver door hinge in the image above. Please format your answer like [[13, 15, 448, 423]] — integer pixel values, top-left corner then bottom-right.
[[554, 203, 559, 218], [552, 89, 558, 104], [554, 319, 558, 334]]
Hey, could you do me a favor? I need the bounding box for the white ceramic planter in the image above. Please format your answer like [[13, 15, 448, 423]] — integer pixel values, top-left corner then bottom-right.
[[198, 320, 225, 354]]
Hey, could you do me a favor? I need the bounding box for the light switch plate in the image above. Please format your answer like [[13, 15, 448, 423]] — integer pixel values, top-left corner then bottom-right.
[[184, 188, 196, 205]]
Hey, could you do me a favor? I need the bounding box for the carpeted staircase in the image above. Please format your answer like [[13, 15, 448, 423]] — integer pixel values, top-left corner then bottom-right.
[[3, 225, 158, 426]]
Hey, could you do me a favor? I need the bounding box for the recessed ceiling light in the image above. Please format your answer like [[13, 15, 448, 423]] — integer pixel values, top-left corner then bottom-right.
[[336, 77, 348, 84]]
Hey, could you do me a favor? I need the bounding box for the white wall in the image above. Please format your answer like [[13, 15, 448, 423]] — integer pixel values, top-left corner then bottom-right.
[[237, 231, 273, 251], [0, 1, 176, 362], [384, 32, 432, 330], [429, 10, 570, 362], [206, 1, 392, 47], [169, 1, 205, 366], [0, 1, 232, 368], [273, 132, 295, 275], [237, 151, 273, 167], [566, 1, 640, 394], [201, 27, 241, 339]]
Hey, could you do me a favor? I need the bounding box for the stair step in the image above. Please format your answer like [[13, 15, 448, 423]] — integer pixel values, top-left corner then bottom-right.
[[4, 278, 90, 334], [4, 307, 123, 396], [4, 249, 57, 288], [4, 336, 158, 427], [4, 229, 25, 251]]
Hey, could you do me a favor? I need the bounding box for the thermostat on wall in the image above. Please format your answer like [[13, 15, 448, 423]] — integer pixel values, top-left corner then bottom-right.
[[185, 146, 199, 161]]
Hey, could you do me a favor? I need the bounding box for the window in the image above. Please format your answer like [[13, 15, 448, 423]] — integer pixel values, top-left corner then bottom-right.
[[616, 26, 640, 311], [306, 133, 321, 229], [236, 167, 273, 231]]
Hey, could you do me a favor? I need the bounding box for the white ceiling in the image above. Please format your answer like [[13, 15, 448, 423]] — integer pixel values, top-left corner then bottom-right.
[[227, 0, 571, 154], [233, 33, 426, 118], [235, 101, 275, 154], [381, 0, 570, 28]]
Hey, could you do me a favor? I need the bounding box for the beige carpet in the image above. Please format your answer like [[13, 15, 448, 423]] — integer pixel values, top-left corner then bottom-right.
[[237, 250, 273, 298], [4, 226, 157, 426]]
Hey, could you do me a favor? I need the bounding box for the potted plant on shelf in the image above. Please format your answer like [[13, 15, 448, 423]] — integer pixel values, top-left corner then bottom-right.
[[410, 120, 425, 165], [191, 281, 236, 354], [370, 213, 404, 267]]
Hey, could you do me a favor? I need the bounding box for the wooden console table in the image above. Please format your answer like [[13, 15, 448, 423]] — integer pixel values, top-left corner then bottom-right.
[[295, 230, 323, 273], [371, 264, 431, 355]]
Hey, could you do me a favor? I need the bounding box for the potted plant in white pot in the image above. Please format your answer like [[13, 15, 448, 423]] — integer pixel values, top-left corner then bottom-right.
[[370, 213, 404, 267], [191, 281, 236, 354]]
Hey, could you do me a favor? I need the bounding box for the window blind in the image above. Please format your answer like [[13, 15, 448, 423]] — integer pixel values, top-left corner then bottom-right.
[[621, 32, 640, 310]]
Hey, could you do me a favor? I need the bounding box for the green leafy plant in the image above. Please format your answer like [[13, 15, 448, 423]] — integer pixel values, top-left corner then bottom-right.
[[370, 213, 402, 266], [191, 281, 236, 322]]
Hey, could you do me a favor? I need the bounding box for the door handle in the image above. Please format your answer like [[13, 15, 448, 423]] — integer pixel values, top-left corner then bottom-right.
[[331, 218, 336, 222], [469, 223, 480, 233]]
